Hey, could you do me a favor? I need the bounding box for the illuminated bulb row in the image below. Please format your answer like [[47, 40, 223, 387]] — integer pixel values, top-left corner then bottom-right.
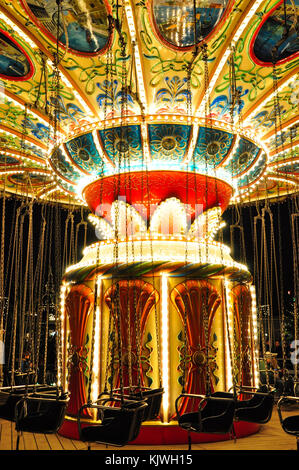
[[267, 175, 298, 185], [66, 239, 247, 274], [269, 143, 299, 163], [82, 236, 231, 256], [140, 121, 151, 163], [223, 134, 240, 168], [70, 114, 207, 135], [91, 130, 113, 169], [59, 283, 68, 388], [45, 59, 95, 118], [0, 127, 45, 150], [161, 272, 169, 423], [269, 156, 299, 170], [124, 0, 147, 111], [0, 149, 46, 166], [39, 185, 59, 199], [91, 277, 102, 402], [184, 123, 199, 164], [0, 168, 54, 180], [224, 279, 234, 391], [0, 11, 37, 49]]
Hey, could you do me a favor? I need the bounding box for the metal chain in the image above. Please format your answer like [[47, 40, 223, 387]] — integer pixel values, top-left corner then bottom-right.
[[0, 155, 6, 386]]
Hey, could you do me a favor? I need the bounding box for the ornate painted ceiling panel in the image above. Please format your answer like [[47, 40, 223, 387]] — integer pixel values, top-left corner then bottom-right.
[[0, 0, 297, 205]]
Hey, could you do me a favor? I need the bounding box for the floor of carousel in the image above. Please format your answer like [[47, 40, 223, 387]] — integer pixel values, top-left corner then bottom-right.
[[0, 405, 298, 451]]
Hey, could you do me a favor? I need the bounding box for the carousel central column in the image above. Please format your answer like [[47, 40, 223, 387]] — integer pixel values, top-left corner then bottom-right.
[[64, 284, 94, 420], [57, 168, 261, 443], [171, 280, 221, 414], [104, 280, 159, 390]]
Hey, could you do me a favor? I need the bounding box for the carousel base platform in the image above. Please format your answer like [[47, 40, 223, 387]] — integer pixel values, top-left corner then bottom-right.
[[58, 417, 260, 445]]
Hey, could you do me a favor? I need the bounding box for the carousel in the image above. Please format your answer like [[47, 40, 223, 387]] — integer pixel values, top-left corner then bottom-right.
[[0, 0, 298, 451]]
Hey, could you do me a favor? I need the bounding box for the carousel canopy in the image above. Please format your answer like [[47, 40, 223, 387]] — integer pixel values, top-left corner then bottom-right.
[[0, 0, 297, 208]]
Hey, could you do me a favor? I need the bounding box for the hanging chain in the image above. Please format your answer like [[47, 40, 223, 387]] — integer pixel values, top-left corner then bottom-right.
[[0, 157, 6, 386], [201, 42, 212, 396]]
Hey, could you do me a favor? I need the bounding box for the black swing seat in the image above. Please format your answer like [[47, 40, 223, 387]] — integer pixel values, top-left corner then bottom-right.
[[175, 393, 236, 435], [212, 385, 275, 424], [78, 397, 148, 447], [112, 386, 164, 421], [15, 389, 69, 434], [277, 396, 299, 439], [0, 384, 57, 421]]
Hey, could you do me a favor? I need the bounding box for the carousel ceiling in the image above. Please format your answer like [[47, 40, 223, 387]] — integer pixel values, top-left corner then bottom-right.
[[0, 0, 298, 207]]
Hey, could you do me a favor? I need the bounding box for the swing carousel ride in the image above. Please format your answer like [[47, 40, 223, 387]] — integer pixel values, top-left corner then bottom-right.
[[0, 0, 298, 450]]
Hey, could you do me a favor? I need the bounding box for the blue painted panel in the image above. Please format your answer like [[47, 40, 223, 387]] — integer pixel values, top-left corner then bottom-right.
[[148, 123, 191, 161], [193, 126, 234, 167]]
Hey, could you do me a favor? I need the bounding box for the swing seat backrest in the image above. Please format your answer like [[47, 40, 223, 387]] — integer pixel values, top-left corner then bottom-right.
[[128, 388, 164, 421], [277, 396, 299, 437], [0, 385, 43, 421], [15, 393, 69, 433], [176, 394, 235, 435], [0, 391, 23, 421], [199, 397, 236, 434], [141, 388, 164, 421], [78, 399, 148, 446], [235, 389, 274, 424]]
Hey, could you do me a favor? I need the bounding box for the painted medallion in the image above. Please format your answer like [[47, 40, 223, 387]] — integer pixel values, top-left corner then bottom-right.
[[251, 0, 299, 65], [152, 0, 230, 48], [24, 0, 110, 54], [0, 31, 32, 79]]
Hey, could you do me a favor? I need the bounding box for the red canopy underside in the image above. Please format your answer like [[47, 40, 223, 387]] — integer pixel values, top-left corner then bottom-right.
[[83, 171, 233, 222]]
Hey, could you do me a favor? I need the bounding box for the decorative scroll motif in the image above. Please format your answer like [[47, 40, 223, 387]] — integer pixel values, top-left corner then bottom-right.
[[171, 280, 221, 413], [154, 76, 190, 114], [96, 79, 135, 115], [209, 86, 249, 122], [231, 283, 254, 388], [104, 280, 159, 389], [64, 283, 94, 418]]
